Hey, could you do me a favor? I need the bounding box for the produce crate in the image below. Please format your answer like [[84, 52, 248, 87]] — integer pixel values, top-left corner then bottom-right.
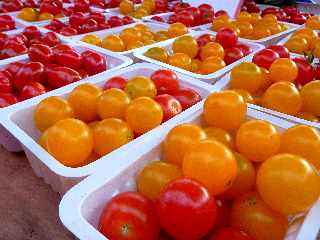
[[0, 63, 214, 195]]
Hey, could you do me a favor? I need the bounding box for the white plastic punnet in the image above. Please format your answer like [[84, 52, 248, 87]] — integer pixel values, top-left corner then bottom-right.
[[0, 42, 133, 153], [59, 102, 320, 240], [0, 62, 215, 195], [134, 30, 264, 83]]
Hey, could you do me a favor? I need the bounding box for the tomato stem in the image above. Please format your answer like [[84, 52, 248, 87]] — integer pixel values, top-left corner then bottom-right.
[[121, 223, 130, 236]]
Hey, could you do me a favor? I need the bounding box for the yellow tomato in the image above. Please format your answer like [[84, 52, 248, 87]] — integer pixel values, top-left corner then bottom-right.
[[101, 35, 125, 52]]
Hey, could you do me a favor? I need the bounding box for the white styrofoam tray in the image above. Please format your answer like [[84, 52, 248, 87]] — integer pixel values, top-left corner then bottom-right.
[[200, 21, 301, 46], [0, 42, 133, 153], [134, 30, 264, 83], [0, 62, 215, 195], [59, 102, 320, 240]]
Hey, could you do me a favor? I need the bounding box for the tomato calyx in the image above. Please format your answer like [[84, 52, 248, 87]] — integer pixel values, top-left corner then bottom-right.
[[121, 223, 131, 236]]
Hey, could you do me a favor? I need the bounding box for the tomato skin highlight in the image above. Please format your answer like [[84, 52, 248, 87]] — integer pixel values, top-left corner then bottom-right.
[[155, 94, 182, 122]]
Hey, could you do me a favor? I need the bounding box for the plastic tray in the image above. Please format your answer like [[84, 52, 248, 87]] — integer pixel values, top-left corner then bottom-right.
[[0, 62, 215, 195], [59, 102, 320, 240], [200, 21, 301, 46], [134, 30, 264, 83], [0, 42, 133, 153]]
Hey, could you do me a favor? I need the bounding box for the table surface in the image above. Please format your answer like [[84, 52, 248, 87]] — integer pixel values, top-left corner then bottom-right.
[[0, 146, 75, 240]]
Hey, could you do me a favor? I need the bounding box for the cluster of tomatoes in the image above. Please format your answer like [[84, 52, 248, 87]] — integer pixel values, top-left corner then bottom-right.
[[145, 29, 252, 75], [44, 12, 134, 37], [34, 69, 201, 167], [0, 0, 38, 13], [0, 26, 61, 60], [81, 23, 187, 52], [98, 90, 320, 240], [0, 15, 17, 32], [0, 44, 107, 107]]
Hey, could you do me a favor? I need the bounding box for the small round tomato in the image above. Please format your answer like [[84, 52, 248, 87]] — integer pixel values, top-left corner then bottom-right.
[[101, 34, 124, 52], [99, 192, 159, 240], [231, 192, 288, 240], [52, 43, 74, 55], [55, 49, 83, 69], [284, 36, 308, 54], [172, 35, 198, 58], [200, 42, 224, 61], [216, 28, 238, 49], [23, 26, 41, 40], [125, 97, 163, 134], [292, 57, 314, 86], [210, 227, 255, 240], [156, 178, 217, 240], [234, 43, 252, 56], [150, 70, 179, 94], [199, 56, 226, 74], [28, 44, 55, 65], [204, 127, 234, 149], [104, 76, 127, 90], [97, 88, 130, 120], [300, 80, 320, 117], [224, 47, 244, 65], [48, 66, 82, 89], [167, 23, 188, 38], [119, 27, 142, 45], [125, 76, 157, 99], [204, 91, 247, 130], [14, 62, 46, 91], [93, 118, 133, 156], [144, 47, 168, 63], [0, 93, 18, 108], [81, 50, 107, 75], [137, 161, 182, 200], [0, 70, 12, 93], [170, 88, 202, 110], [252, 49, 280, 70], [196, 33, 215, 47], [5, 62, 25, 78], [233, 89, 255, 104], [168, 53, 192, 71], [155, 94, 182, 122], [42, 31, 60, 47], [267, 45, 290, 58], [60, 26, 78, 36], [19, 81, 46, 101]]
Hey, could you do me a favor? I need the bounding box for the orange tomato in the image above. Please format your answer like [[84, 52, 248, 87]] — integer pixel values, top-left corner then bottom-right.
[[199, 56, 226, 75], [125, 76, 157, 99], [251, 25, 271, 40], [306, 16, 320, 30], [200, 42, 224, 61], [167, 23, 188, 38], [204, 127, 234, 149], [120, 27, 142, 45], [39, 12, 54, 20], [172, 35, 199, 59], [232, 89, 255, 104], [82, 34, 102, 46], [259, 67, 272, 91], [144, 47, 168, 62], [126, 40, 144, 50], [119, 0, 134, 14], [296, 112, 319, 122], [269, 58, 298, 83], [234, 21, 253, 37], [300, 80, 320, 117], [101, 35, 125, 52], [236, 11, 252, 22], [284, 37, 309, 54], [17, 8, 38, 21], [168, 53, 192, 71]]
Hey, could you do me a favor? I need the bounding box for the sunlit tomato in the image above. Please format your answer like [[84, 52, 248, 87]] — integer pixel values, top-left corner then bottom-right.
[[60, 26, 78, 36], [34, 96, 74, 132], [155, 94, 182, 122], [170, 88, 202, 110], [52, 43, 74, 55], [172, 35, 198, 59], [167, 23, 188, 38], [204, 91, 247, 130], [292, 57, 314, 86], [150, 70, 179, 94], [125, 40, 144, 50], [230, 62, 263, 93], [14, 62, 45, 91], [300, 80, 320, 117], [200, 42, 224, 61], [19, 81, 46, 100], [119, 27, 141, 45], [210, 227, 255, 240], [0, 70, 12, 93], [97, 88, 130, 120], [81, 34, 102, 46], [285, 36, 309, 54], [262, 82, 302, 115], [144, 47, 168, 63], [42, 31, 60, 47], [17, 7, 38, 22], [223, 47, 243, 65], [0, 93, 18, 108], [236, 120, 280, 162], [81, 50, 107, 75], [68, 83, 102, 122], [168, 53, 192, 71], [251, 25, 271, 40], [125, 97, 163, 134], [137, 161, 182, 200], [234, 21, 253, 38], [257, 153, 320, 215], [28, 44, 55, 64], [55, 49, 83, 70], [125, 76, 157, 99], [196, 34, 215, 47], [252, 49, 280, 70], [164, 124, 206, 166], [183, 140, 237, 195], [92, 118, 133, 156], [69, 12, 87, 26], [101, 34, 124, 52], [216, 28, 238, 49], [23, 26, 41, 40], [231, 192, 288, 240], [233, 89, 255, 104], [211, 17, 230, 32], [46, 118, 93, 166], [280, 125, 320, 169], [204, 127, 234, 149], [200, 56, 226, 74], [235, 43, 252, 56], [48, 66, 81, 89], [103, 76, 126, 90], [156, 178, 217, 240], [267, 45, 290, 58], [99, 192, 159, 240], [306, 16, 320, 30]]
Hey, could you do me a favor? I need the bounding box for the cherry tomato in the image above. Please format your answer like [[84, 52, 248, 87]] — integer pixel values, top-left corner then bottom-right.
[[167, 23, 188, 38], [269, 58, 298, 83], [176, 10, 194, 27], [267, 45, 290, 58], [55, 49, 83, 70], [170, 88, 202, 110], [196, 34, 215, 48], [168, 53, 192, 71], [144, 47, 168, 63], [103, 76, 127, 90], [80, 19, 99, 33], [224, 47, 244, 65], [199, 56, 226, 74], [204, 91, 247, 130], [99, 192, 159, 240], [204, 127, 234, 149], [292, 57, 314, 86], [14, 62, 45, 91], [69, 12, 87, 26], [49, 19, 66, 30], [172, 35, 198, 59], [210, 227, 255, 240], [155, 94, 182, 122], [216, 28, 238, 49], [0, 93, 18, 108], [125, 76, 157, 99], [0, 70, 12, 93], [0, 41, 27, 59], [101, 34, 124, 52], [52, 43, 74, 55], [150, 70, 179, 94], [200, 42, 224, 61], [28, 44, 55, 64], [90, 12, 105, 23], [48, 66, 82, 89], [81, 50, 107, 75], [60, 26, 78, 36], [301, 80, 320, 117], [23, 26, 41, 40], [156, 178, 217, 240], [233, 88, 255, 103], [19, 81, 46, 100], [42, 32, 60, 47], [252, 49, 280, 70]]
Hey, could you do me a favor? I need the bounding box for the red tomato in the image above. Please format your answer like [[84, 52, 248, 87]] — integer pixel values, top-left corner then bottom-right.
[[52, 43, 74, 55], [108, 16, 123, 27], [197, 34, 215, 48], [200, 10, 214, 24], [98, 22, 111, 30], [0, 15, 15, 29], [19, 81, 46, 100], [44, 63, 59, 76], [28, 44, 55, 64], [187, 7, 201, 25], [156, 178, 217, 240], [0, 41, 27, 59], [0, 70, 12, 93], [293, 57, 314, 86], [253, 49, 280, 70], [215, 10, 228, 17], [199, 3, 214, 16], [68, 12, 87, 27], [99, 192, 159, 240], [173, 2, 190, 13], [23, 26, 41, 40], [103, 76, 127, 90], [59, 27, 78, 36], [155, 0, 168, 12], [77, 69, 88, 79], [48, 66, 81, 89], [216, 28, 238, 49], [224, 47, 244, 65], [41, 32, 60, 47], [55, 50, 83, 69], [14, 62, 45, 91], [210, 228, 255, 240], [155, 94, 182, 121], [80, 19, 99, 33], [90, 12, 105, 23], [150, 69, 179, 94], [40, 0, 62, 15], [151, 16, 164, 22], [291, 14, 307, 25], [267, 45, 290, 58], [122, 16, 134, 25], [168, 14, 177, 24], [314, 64, 320, 80], [0, 93, 18, 107], [214, 199, 230, 230], [81, 50, 107, 75], [170, 88, 202, 110], [74, 0, 90, 12], [0, 33, 7, 49], [4, 62, 24, 77], [49, 19, 66, 30], [176, 10, 194, 27]]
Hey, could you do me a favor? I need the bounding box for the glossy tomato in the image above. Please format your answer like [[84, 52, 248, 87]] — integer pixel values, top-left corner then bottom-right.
[[55, 50, 83, 69], [252, 49, 280, 70], [125, 76, 157, 99], [19, 81, 46, 100], [28, 44, 55, 64], [4, 62, 24, 77], [292, 57, 314, 86], [48, 66, 81, 89], [216, 28, 238, 49], [210, 227, 255, 240], [0, 93, 18, 108], [170, 88, 201, 110], [14, 62, 45, 91], [156, 178, 217, 240], [196, 34, 215, 47], [104, 76, 127, 90], [23, 26, 41, 40], [90, 12, 105, 23], [42, 32, 60, 47], [80, 19, 99, 33], [155, 94, 182, 122], [150, 69, 179, 94], [81, 50, 107, 75], [59, 26, 78, 36], [267, 45, 290, 58], [0, 70, 12, 93], [52, 43, 74, 55], [224, 47, 244, 65]]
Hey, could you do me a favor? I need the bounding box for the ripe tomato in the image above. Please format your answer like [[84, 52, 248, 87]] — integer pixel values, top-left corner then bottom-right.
[[46, 118, 93, 166], [156, 178, 217, 240], [257, 153, 320, 215], [101, 34, 124, 52], [280, 125, 320, 169], [204, 91, 247, 130], [167, 23, 188, 38], [0, 70, 12, 93], [97, 88, 130, 120], [292, 57, 314, 86], [81, 50, 107, 75], [150, 70, 179, 94], [125, 97, 163, 134], [93, 118, 133, 156], [52, 43, 74, 55], [48, 66, 81, 89], [0, 93, 18, 108], [172, 35, 198, 58], [125, 76, 157, 99], [269, 58, 298, 83], [230, 62, 263, 93], [60, 26, 78, 36], [267, 45, 290, 58], [42, 32, 60, 47], [262, 82, 302, 115], [168, 53, 192, 71], [235, 43, 252, 56], [170, 88, 201, 110], [23, 26, 41, 40], [200, 42, 224, 61], [14, 62, 45, 91], [104, 76, 127, 90], [99, 192, 159, 240], [144, 47, 168, 63], [199, 56, 226, 74], [224, 47, 244, 65], [5, 62, 24, 78], [210, 227, 255, 240], [231, 192, 288, 240], [236, 120, 280, 162], [300, 80, 320, 117], [68, 83, 102, 122], [155, 94, 182, 122], [216, 28, 238, 49], [196, 34, 215, 47], [252, 49, 280, 70], [19, 81, 46, 100], [204, 127, 234, 149], [176, 10, 194, 27], [28, 44, 55, 64], [183, 140, 237, 195], [55, 49, 83, 70], [137, 161, 182, 200]]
